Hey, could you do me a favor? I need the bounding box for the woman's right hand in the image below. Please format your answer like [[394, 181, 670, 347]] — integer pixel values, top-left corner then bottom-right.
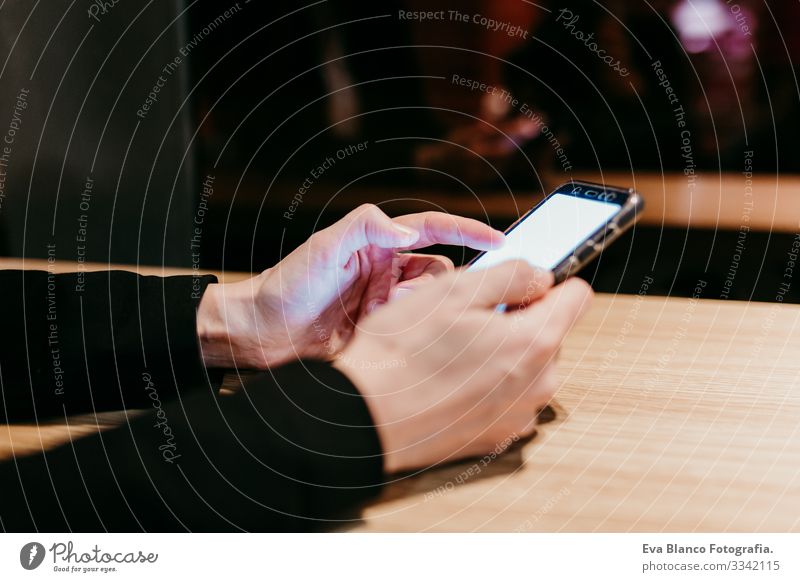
[[334, 260, 593, 474]]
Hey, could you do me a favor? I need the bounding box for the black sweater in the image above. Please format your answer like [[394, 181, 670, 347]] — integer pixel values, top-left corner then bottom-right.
[[0, 270, 384, 531]]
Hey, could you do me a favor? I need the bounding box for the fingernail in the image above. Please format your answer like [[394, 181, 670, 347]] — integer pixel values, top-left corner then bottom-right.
[[491, 230, 506, 248], [366, 299, 386, 314], [392, 287, 412, 299]]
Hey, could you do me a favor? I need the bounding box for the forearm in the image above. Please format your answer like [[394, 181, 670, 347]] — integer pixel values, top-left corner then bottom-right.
[[0, 270, 219, 422], [0, 361, 384, 532]]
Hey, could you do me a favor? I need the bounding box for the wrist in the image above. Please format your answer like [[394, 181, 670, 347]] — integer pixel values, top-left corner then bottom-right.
[[332, 355, 405, 474], [196, 280, 264, 368]]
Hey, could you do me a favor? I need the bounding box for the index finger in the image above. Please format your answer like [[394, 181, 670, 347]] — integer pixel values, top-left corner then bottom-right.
[[393, 212, 505, 251], [421, 260, 553, 310]]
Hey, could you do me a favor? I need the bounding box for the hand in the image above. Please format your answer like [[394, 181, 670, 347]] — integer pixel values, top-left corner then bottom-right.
[[333, 260, 593, 474], [196, 204, 504, 368]]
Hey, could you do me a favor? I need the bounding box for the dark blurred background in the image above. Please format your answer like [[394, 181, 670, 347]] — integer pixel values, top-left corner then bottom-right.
[[0, 0, 798, 301]]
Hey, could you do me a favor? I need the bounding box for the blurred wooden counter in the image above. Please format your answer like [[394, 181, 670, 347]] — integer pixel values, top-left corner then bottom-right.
[[1, 260, 799, 531], [251, 171, 800, 232]]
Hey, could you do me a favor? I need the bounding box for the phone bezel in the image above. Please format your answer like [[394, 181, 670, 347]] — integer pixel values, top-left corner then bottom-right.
[[466, 180, 644, 283]]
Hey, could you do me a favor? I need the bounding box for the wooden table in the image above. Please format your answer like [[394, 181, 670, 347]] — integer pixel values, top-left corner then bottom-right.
[[1, 260, 799, 531], [349, 292, 800, 532]]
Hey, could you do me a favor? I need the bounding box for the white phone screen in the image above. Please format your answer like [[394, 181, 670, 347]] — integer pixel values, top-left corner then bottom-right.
[[468, 193, 621, 272]]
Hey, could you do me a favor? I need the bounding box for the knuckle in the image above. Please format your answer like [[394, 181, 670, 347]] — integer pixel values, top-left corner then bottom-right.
[[438, 255, 455, 271], [308, 229, 336, 254], [512, 264, 544, 296], [355, 202, 379, 214], [535, 330, 562, 357], [421, 210, 451, 229], [483, 424, 517, 452], [518, 423, 537, 439], [347, 203, 384, 227], [448, 269, 474, 297], [497, 259, 533, 283], [511, 260, 538, 279], [540, 373, 560, 401], [573, 276, 593, 292], [569, 277, 595, 301], [535, 365, 560, 400], [513, 416, 537, 438], [493, 410, 532, 442], [524, 383, 553, 410], [531, 269, 554, 292], [358, 203, 383, 220]]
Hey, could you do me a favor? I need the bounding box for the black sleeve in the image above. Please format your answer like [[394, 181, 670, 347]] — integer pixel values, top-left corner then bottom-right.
[[0, 361, 385, 532], [0, 270, 218, 422]]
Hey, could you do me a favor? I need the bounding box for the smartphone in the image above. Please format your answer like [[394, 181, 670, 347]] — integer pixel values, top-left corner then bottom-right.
[[467, 180, 643, 283]]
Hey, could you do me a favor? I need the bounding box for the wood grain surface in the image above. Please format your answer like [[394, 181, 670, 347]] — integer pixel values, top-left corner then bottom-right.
[[348, 292, 800, 532]]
